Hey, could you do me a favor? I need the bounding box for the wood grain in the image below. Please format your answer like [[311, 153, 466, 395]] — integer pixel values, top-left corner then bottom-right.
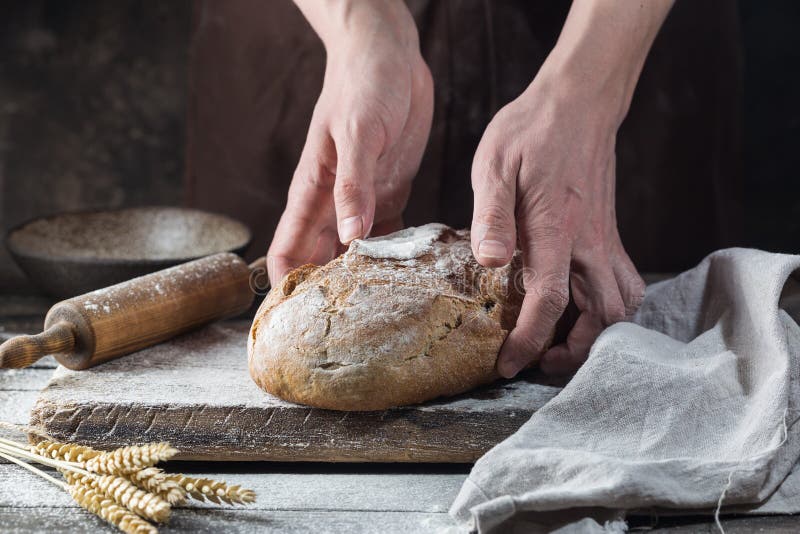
[[0, 508, 459, 534], [0, 321, 74, 368], [0, 464, 465, 512], [31, 321, 561, 462]]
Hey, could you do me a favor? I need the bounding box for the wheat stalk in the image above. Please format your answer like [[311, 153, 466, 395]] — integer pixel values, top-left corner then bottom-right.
[[2, 425, 256, 533], [63, 471, 171, 523], [168, 474, 256, 504], [125, 467, 186, 505], [85, 443, 178, 475], [33, 440, 101, 463], [0, 449, 156, 534], [0, 441, 87, 474], [69, 480, 158, 534]]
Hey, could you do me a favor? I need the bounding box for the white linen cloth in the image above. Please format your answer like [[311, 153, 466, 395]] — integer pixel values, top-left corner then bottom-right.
[[450, 248, 800, 533]]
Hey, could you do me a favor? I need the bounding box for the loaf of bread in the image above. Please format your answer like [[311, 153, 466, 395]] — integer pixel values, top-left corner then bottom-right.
[[248, 223, 524, 411]]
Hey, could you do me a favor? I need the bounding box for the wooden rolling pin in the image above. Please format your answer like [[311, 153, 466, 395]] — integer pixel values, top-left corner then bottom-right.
[[0, 252, 266, 370]]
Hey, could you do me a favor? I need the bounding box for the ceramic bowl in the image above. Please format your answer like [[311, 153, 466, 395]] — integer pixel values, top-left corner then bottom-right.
[[6, 206, 251, 298]]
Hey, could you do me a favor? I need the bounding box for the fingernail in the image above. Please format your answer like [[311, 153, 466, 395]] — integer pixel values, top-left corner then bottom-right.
[[478, 240, 508, 260], [339, 216, 363, 244]]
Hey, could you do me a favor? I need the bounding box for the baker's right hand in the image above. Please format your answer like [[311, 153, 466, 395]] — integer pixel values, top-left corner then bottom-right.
[[267, 0, 433, 286]]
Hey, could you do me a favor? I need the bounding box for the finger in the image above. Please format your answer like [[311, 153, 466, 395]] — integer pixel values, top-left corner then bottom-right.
[[268, 209, 334, 286], [570, 252, 627, 328], [539, 259, 624, 376], [539, 311, 602, 376], [612, 245, 646, 319], [305, 232, 340, 266], [470, 138, 519, 267], [306, 208, 341, 265], [267, 130, 336, 285], [600, 155, 645, 319], [331, 119, 383, 244], [266, 255, 295, 288], [497, 220, 571, 378]]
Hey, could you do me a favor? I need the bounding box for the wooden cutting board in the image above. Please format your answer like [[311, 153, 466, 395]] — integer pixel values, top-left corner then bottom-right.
[[31, 321, 561, 462]]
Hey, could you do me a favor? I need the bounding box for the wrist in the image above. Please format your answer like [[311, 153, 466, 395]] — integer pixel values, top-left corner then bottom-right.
[[295, 0, 419, 57], [533, 53, 635, 130], [533, 0, 673, 127]]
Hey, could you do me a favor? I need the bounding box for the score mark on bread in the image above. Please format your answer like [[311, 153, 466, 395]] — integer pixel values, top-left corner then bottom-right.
[[247, 223, 524, 411]]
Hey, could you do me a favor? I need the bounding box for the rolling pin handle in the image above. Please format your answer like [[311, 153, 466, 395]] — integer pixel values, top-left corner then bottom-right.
[[0, 321, 76, 369], [247, 256, 266, 272]]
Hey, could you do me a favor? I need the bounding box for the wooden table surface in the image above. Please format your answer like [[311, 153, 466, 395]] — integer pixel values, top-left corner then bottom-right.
[[2, 294, 799, 533]]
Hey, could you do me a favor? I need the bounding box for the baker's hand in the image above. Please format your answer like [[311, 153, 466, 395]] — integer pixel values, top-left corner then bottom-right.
[[267, 0, 433, 286], [469, 0, 678, 377], [472, 76, 644, 378]]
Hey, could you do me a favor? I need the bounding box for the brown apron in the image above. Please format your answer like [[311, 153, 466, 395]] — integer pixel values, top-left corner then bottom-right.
[[185, 0, 743, 273]]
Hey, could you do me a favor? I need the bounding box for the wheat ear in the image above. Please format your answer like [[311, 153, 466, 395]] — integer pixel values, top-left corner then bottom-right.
[[33, 440, 102, 463], [125, 467, 186, 505], [168, 475, 256, 504], [69, 481, 157, 534], [63, 471, 171, 523], [85, 443, 178, 475]]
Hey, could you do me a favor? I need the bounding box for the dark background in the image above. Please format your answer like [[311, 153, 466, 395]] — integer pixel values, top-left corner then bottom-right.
[[0, 0, 797, 293], [739, 0, 800, 253]]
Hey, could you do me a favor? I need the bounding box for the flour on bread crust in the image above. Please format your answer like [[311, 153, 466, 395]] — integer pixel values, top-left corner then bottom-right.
[[248, 224, 524, 411]]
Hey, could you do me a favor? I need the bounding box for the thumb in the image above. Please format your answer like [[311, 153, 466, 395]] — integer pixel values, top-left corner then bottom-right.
[[470, 148, 518, 267], [332, 121, 382, 244]]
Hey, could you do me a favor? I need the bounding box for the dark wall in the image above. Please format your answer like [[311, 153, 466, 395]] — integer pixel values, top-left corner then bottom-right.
[[0, 1, 190, 291], [0, 0, 797, 293], [739, 0, 800, 254]]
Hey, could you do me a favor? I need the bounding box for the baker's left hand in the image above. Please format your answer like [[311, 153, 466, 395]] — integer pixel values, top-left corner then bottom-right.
[[471, 72, 644, 379], [472, 92, 644, 378], [469, 0, 673, 378]]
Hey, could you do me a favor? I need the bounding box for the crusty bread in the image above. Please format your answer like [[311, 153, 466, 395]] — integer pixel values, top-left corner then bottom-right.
[[248, 223, 524, 411]]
